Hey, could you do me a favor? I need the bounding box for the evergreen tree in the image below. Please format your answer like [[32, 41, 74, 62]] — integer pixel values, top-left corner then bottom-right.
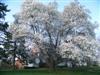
[[0, 1, 12, 61]]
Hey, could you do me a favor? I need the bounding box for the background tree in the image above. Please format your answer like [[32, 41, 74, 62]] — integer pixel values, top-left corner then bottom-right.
[[0, 0, 13, 69]]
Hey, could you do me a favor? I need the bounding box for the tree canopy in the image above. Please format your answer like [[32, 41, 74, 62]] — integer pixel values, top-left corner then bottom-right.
[[8, 0, 100, 68]]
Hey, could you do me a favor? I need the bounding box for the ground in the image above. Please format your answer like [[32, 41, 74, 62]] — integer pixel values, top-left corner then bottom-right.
[[0, 68, 100, 75]]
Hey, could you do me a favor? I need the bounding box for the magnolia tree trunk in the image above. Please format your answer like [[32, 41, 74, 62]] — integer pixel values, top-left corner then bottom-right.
[[45, 46, 57, 69], [46, 57, 56, 69]]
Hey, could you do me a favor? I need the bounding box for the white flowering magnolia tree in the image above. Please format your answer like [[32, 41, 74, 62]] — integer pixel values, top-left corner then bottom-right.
[[58, 1, 100, 67], [9, 0, 63, 68], [59, 35, 100, 67], [62, 1, 97, 38], [9, 0, 100, 68]]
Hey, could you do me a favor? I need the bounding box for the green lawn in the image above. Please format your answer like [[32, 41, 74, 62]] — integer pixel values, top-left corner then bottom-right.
[[0, 68, 100, 75]]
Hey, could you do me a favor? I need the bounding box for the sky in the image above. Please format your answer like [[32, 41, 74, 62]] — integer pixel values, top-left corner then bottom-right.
[[5, 0, 100, 38]]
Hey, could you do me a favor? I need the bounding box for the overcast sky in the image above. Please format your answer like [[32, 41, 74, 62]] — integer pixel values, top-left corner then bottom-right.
[[5, 0, 100, 38]]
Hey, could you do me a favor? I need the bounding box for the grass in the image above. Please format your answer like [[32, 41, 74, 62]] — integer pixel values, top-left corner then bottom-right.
[[0, 68, 100, 75]]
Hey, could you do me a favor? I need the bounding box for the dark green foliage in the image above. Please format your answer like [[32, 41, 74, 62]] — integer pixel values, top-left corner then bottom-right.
[[0, 1, 13, 69], [0, 2, 10, 18], [0, 1, 12, 48], [15, 38, 28, 61]]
